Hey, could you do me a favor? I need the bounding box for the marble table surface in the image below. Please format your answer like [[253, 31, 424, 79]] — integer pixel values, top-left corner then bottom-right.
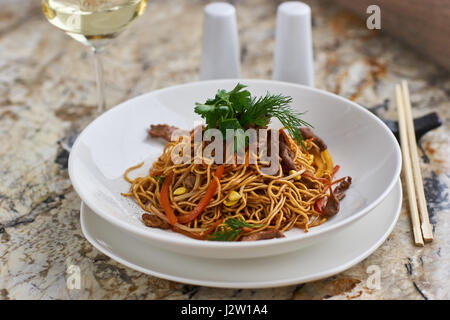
[[0, 0, 449, 300]]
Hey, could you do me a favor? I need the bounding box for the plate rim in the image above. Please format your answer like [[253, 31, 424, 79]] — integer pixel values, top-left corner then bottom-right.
[[69, 78, 402, 249], [80, 179, 402, 289]]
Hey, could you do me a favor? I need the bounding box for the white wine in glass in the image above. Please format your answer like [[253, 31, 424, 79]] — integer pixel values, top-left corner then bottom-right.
[[42, 0, 148, 112]]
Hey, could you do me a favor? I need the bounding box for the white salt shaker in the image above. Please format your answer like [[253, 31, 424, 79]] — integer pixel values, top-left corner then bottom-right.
[[200, 2, 241, 80], [273, 1, 314, 86]]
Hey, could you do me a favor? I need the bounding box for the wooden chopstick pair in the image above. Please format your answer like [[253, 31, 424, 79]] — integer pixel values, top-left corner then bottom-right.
[[395, 80, 433, 246]]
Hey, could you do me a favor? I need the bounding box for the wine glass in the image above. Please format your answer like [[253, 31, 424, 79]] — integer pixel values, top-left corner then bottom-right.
[[41, 0, 148, 113]]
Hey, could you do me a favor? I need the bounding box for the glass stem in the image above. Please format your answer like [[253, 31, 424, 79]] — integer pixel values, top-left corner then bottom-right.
[[92, 47, 106, 113]]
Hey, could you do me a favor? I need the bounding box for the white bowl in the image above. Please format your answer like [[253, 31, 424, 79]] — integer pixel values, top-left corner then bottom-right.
[[69, 79, 401, 259], [80, 181, 401, 288]]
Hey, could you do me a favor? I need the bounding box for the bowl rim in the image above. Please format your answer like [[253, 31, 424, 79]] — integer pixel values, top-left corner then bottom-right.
[[69, 78, 402, 249]]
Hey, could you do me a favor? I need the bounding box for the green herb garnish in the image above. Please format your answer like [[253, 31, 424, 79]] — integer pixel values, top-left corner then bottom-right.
[[208, 218, 261, 241], [152, 176, 165, 185], [194, 83, 312, 149]]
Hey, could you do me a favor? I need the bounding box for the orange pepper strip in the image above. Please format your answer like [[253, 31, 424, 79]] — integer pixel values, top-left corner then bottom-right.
[[160, 172, 178, 225], [172, 219, 223, 241], [332, 165, 340, 179], [323, 175, 347, 194], [303, 171, 330, 184], [328, 176, 347, 187], [178, 165, 225, 224]]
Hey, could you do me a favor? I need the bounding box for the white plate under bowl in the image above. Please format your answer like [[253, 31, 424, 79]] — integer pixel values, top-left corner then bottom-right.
[[69, 79, 402, 259], [80, 180, 401, 289]]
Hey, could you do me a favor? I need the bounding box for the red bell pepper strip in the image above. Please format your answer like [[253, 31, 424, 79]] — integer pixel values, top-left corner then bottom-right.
[[314, 197, 325, 213], [160, 172, 178, 225], [178, 165, 225, 224]]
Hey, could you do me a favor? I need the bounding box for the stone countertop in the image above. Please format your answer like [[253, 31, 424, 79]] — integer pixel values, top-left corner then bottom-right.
[[0, 0, 449, 300]]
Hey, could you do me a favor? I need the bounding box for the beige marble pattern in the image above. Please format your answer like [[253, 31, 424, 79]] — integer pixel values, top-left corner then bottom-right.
[[0, 0, 449, 300]]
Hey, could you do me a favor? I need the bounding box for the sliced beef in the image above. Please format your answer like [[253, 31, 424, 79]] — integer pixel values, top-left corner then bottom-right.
[[299, 127, 327, 151], [240, 229, 285, 241], [142, 213, 171, 229], [322, 176, 352, 218], [279, 131, 296, 172], [256, 128, 272, 157], [184, 173, 196, 189], [322, 193, 341, 218], [334, 176, 352, 194], [149, 124, 180, 141]]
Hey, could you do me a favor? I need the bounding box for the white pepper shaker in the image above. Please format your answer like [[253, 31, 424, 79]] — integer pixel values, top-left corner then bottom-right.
[[273, 1, 314, 86], [200, 2, 241, 80]]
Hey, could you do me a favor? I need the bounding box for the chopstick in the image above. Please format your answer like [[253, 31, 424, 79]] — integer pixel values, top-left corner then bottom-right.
[[395, 81, 433, 247], [396, 85, 424, 246], [401, 81, 434, 242]]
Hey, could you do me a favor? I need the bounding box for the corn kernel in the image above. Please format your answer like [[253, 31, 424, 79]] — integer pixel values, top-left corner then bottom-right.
[[289, 170, 301, 181], [223, 199, 239, 207], [173, 187, 188, 195], [228, 191, 241, 202]]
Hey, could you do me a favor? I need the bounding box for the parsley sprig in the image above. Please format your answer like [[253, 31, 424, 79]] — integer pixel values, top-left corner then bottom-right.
[[151, 176, 165, 185], [194, 83, 312, 147], [208, 218, 261, 241]]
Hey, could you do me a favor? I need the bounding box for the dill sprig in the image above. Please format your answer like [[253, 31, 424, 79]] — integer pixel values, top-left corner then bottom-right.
[[242, 93, 312, 145]]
